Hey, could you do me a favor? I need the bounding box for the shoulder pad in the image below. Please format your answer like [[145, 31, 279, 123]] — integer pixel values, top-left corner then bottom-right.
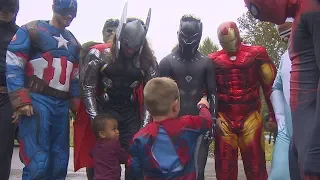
[[244, 45, 271, 62], [90, 43, 112, 52], [208, 50, 224, 60], [7, 27, 31, 53], [24, 20, 40, 30], [24, 20, 40, 49]]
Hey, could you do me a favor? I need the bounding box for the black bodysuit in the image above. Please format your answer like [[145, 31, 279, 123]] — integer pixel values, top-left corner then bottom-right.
[[0, 17, 19, 180], [159, 49, 216, 180], [159, 49, 216, 116]]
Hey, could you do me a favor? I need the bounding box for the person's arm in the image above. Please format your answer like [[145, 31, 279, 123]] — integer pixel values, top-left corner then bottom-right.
[[159, 57, 171, 77], [204, 58, 217, 123], [257, 47, 277, 126], [80, 48, 103, 120], [128, 138, 143, 178], [70, 43, 81, 113], [115, 141, 129, 164], [6, 26, 32, 111], [181, 104, 213, 132], [270, 56, 286, 131]]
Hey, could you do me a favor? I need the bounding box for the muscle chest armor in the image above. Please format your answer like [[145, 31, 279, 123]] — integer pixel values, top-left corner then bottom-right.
[[168, 51, 208, 116], [213, 51, 263, 121], [25, 20, 80, 92], [99, 56, 144, 104]]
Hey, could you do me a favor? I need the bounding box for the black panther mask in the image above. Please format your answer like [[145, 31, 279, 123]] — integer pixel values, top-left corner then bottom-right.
[[178, 16, 202, 58]]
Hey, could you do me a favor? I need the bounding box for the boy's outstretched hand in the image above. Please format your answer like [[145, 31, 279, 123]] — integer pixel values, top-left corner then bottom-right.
[[197, 97, 210, 108]]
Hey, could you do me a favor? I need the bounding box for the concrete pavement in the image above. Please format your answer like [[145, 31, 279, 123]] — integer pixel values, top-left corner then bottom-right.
[[10, 147, 271, 180]]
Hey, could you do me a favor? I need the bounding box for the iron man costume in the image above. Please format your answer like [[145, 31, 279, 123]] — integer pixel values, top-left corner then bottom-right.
[[244, 0, 320, 179], [208, 22, 277, 180]]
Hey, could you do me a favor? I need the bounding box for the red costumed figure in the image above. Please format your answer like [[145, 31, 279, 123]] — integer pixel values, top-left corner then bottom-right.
[[243, 0, 320, 179], [208, 21, 277, 180]]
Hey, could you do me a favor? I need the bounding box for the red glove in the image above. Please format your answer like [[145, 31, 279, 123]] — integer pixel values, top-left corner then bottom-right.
[[70, 97, 80, 114]]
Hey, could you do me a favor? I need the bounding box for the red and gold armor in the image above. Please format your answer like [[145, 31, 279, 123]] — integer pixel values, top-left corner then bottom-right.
[[217, 22, 241, 56], [209, 22, 277, 180]]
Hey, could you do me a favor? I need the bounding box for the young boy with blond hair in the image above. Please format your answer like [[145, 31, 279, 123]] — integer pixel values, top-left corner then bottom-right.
[[128, 77, 213, 180]]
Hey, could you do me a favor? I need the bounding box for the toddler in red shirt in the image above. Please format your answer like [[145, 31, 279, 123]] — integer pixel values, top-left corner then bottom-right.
[[90, 113, 129, 180]]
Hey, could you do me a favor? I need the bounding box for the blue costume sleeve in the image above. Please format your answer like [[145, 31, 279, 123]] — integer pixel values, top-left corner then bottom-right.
[[70, 51, 80, 97], [272, 59, 283, 91], [6, 26, 31, 93], [128, 139, 143, 178]]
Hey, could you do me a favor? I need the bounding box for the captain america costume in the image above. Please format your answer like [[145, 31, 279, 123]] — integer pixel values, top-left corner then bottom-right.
[[5, 0, 80, 179]]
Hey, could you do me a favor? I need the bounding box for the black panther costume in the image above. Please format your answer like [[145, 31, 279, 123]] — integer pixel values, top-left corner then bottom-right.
[[0, 0, 19, 179], [75, 4, 158, 180], [159, 15, 217, 180]]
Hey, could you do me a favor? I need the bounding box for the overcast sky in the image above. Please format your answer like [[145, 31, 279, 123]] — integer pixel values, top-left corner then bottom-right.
[[16, 0, 247, 60]]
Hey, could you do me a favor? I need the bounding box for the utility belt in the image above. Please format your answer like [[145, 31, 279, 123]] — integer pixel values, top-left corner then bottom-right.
[[26, 75, 70, 100], [0, 74, 6, 86], [98, 92, 136, 106], [0, 74, 8, 93], [0, 86, 8, 94]]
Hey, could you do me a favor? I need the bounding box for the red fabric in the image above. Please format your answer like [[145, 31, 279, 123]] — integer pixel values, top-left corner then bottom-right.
[[243, 0, 291, 25], [89, 43, 111, 51], [208, 44, 274, 179], [73, 99, 96, 171], [135, 83, 144, 119], [127, 108, 212, 179], [305, 175, 320, 180], [70, 97, 80, 113], [18, 88, 31, 104], [208, 44, 276, 125], [19, 139, 31, 166], [91, 139, 129, 180]]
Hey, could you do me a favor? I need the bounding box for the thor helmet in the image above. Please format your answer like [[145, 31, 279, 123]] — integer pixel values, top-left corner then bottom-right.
[[115, 2, 151, 61]]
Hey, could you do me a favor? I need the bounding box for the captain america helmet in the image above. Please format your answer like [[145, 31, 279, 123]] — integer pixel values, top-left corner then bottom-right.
[[53, 0, 77, 18]]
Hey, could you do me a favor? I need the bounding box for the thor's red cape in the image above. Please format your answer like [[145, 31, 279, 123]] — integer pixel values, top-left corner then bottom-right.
[[73, 43, 144, 171]]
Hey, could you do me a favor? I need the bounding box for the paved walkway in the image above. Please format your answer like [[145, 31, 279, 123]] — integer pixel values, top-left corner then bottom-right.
[[10, 147, 271, 180]]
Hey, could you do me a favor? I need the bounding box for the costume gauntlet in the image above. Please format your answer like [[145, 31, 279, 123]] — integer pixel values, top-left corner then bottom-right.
[[80, 49, 103, 120], [142, 61, 159, 126]]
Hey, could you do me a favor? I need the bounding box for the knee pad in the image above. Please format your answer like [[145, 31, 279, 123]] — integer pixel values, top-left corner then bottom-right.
[[52, 153, 68, 179], [27, 151, 50, 180]]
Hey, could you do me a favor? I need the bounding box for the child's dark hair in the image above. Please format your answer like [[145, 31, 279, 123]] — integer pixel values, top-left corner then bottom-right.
[[91, 113, 116, 138]]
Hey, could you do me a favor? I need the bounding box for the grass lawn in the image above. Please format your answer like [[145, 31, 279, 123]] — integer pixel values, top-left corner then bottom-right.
[[69, 121, 274, 161]]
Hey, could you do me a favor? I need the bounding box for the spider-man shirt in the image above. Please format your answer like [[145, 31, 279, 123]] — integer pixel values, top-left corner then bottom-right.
[[289, 0, 320, 175], [128, 107, 212, 180]]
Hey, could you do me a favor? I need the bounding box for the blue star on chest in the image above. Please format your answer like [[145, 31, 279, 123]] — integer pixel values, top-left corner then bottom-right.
[[53, 34, 69, 50]]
